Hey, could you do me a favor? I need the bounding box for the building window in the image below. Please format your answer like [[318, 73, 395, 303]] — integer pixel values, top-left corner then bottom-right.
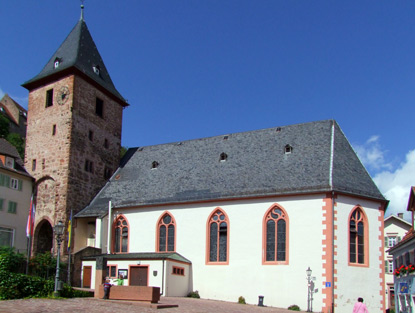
[[0, 173, 10, 187], [207, 208, 229, 264], [96, 98, 103, 117], [32, 159, 36, 171], [106, 265, 117, 278], [113, 215, 128, 253], [52, 124, 56, 136], [172, 266, 184, 276], [85, 160, 94, 173], [46, 89, 53, 107], [104, 139, 109, 149], [10, 178, 20, 190], [5, 156, 14, 169], [0, 227, 14, 247], [88, 130, 94, 141], [263, 204, 288, 263], [104, 167, 112, 180], [93, 65, 100, 75], [0, 198, 3, 211], [157, 212, 175, 252], [349, 207, 368, 265], [8, 201, 17, 214]]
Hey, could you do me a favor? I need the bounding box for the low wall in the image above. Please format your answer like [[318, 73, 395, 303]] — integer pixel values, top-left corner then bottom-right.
[[96, 285, 160, 303]]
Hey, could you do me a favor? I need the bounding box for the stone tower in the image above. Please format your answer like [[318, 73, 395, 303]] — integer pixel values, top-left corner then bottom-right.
[[22, 6, 128, 254]]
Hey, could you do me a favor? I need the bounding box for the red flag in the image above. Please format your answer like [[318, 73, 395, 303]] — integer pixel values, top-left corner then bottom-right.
[[26, 195, 36, 238]]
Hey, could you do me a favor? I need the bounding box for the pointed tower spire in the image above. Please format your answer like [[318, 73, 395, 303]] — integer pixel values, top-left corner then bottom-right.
[[80, 4, 84, 21]]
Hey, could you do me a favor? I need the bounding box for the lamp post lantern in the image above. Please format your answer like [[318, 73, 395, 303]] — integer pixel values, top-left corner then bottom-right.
[[53, 221, 65, 297], [306, 267, 312, 312]]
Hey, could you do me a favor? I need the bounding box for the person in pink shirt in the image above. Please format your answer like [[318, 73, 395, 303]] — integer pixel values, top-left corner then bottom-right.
[[353, 297, 368, 313]]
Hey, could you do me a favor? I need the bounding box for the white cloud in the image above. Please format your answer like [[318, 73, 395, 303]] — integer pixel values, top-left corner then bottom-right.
[[373, 150, 415, 220], [354, 135, 393, 171]]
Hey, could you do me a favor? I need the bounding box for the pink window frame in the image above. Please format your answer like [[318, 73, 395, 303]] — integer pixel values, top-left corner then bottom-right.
[[156, 211, 177, 252], [262, 203, 289, 265], [206, 207, 230, 265], [112, 214, 129, 254], [348, 206, 369, 267]]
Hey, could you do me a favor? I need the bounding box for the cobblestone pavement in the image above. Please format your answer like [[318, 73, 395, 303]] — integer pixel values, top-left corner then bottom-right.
[[0, 297, 302, 313]]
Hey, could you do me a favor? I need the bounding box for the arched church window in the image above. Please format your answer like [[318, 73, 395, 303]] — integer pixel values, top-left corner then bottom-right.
[[349, 207, 368, 265], [263, 204, 288, 264], [207, 208, 229, 264], [157, 212, 175, 252], [113, 215, 128, 253]]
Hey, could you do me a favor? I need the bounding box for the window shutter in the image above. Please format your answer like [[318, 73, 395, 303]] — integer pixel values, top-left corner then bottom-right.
[[18, 179, 22, 191], [0, 173, 4, 186], [0, 198, 3, 210], [385, 260, 388, 272], [385, 237, 388, 247], [397, 236, 402, 243], [5, 175, 10, 188]]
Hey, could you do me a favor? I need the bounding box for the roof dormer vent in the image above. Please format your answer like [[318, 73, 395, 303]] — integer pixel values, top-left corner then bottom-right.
[[152, 161, 159, 169], [93, 65, 100, 75], [54, 58, 62, 69], [220, 152, 228, 162], [284, 144, 293, 154]]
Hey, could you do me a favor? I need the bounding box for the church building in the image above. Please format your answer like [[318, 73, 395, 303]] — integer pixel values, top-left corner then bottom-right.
[[22, 6, 387, 313]]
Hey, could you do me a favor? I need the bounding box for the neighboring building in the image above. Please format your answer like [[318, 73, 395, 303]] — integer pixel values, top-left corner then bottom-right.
[[384, 214, 411, 310], [21, 6, 127, 255], [388, 187, 415, 313], [0, 94, 27, 138], [0, 138, 33, 252], [74, 119, 388, 313]]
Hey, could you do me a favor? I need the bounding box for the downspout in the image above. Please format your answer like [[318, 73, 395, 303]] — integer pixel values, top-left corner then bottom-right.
[[329, 121, 335, 313], [161, 259, 165, 296], [107, 201, 112, 254]]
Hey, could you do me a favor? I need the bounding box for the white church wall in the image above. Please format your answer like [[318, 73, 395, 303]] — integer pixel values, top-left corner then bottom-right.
[[115, 194, 326, 309], [334, 195, 384, 313]]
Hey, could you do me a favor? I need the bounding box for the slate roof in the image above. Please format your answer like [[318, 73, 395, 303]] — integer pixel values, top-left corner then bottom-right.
[[82, 252, 191, 264], [76, 120, 386, 218], [22, 12, 127, 106]]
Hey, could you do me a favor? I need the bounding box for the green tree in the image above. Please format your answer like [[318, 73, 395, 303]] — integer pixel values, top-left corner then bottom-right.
[[120, 146, 128, 159], [0, 114, 9, 138], [6, 133, 25, 159]]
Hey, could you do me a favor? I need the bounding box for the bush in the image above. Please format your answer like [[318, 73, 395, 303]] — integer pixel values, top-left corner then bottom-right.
[[187, 290, 200, 298], [288, 304, 300, 311], [0, 247, 26, 273], [0, 270, 54, 300], [60, 284, 93, 298], [29, 252, 63, 280], [238, 296, 246, 304]]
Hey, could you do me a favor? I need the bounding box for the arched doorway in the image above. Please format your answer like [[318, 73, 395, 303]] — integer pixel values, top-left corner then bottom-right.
[[35, 220, 53, 254]]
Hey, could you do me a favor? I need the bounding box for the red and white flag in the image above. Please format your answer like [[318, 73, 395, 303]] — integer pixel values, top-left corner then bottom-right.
[[26, 195, 36, 238]]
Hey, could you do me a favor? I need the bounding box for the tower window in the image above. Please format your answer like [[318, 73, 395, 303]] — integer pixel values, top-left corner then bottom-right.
[[46, 89, 53, 107], [32, 159, 36, 171], [42, 159, 46, 170], [104, 139, 109, 149], [104, 166, 112, 180], [52, 125, 56, 136], [88, 130, 94, 141], [85, 160, 94, 173], [96, 98, 103, 117], [54, 57, 61, 69]]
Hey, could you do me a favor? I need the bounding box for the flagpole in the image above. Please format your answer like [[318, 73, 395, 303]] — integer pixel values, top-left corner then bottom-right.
[[26, 235, 31, 274], [67, 208, 73, 286]]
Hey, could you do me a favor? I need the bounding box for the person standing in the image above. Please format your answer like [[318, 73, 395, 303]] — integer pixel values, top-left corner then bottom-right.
[[103, 278, 112, 300], [353, 297, 368, 313]]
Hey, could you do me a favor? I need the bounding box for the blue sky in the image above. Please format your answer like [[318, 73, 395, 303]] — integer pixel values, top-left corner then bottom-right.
[[1, 1, 414, 219]]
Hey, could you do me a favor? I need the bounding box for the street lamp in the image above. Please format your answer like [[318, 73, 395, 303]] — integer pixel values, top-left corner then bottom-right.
[[53, 221, 65, 297], [306, 267, 312, 312]]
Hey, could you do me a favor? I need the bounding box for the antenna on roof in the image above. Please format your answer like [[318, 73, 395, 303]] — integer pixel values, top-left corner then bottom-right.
[[80, 0, 85, 20]]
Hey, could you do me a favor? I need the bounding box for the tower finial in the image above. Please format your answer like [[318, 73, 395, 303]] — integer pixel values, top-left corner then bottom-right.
[[80, 0, 85, 20]]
